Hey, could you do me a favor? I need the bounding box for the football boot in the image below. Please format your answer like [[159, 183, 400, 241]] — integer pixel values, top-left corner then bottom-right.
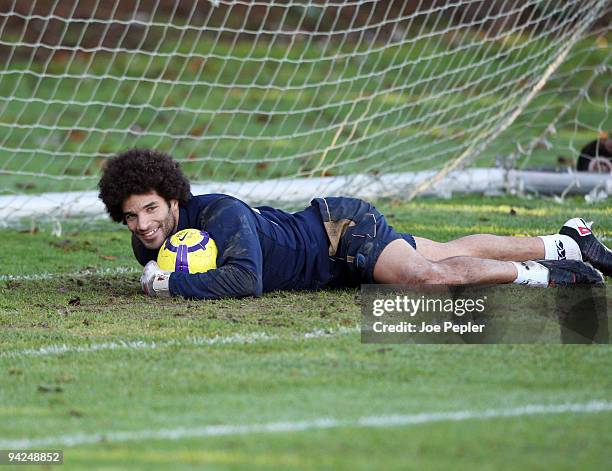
[[536, 260, 604, 287], [560, 218, 612, 277]]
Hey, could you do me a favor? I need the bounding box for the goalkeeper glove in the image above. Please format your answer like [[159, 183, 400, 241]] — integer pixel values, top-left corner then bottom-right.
[[140, 260, 171, 297]]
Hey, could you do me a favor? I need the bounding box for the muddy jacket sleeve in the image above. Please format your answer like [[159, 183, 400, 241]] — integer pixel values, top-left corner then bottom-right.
[[168, 198, 263, 299]]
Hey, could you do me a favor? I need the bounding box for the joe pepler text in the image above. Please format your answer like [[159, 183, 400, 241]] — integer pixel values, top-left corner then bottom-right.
[[371, 320, 484, 334]]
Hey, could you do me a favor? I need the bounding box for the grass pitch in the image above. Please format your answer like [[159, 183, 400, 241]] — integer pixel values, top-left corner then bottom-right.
[[0, 195, 611, 469]]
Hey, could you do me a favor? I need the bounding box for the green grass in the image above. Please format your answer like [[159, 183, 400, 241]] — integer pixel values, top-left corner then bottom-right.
[[0, 195, 611, 469]]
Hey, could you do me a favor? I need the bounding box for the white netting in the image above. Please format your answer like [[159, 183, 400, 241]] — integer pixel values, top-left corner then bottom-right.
[[0, 0, 609, 222]]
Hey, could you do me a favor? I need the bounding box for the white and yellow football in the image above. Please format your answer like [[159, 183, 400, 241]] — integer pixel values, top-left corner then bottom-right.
[[157, 229, 218, 274]]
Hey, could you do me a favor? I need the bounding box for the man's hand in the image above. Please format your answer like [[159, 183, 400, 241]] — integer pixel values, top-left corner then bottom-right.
[[140, 261, 171, 297]]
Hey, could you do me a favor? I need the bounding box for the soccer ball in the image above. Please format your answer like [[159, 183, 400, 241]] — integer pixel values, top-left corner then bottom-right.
[[157, 229, 218, 273]]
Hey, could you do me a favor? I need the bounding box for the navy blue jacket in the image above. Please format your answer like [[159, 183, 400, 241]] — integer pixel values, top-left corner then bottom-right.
[[133, 194, 341, 299]]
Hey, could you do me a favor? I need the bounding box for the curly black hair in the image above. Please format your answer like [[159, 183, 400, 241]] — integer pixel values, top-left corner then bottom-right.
[[98, 149, 191, 223]]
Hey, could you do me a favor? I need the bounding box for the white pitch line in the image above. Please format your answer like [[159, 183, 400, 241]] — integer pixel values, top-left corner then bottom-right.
[[1, 400, 610, 449], [0, 326, 359, 359], [0, 266, 140, 282]]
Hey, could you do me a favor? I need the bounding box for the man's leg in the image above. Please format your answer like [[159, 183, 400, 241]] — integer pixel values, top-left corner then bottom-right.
[[412, 219, 612, 276], [374, 239, 518, 285], [374, 239, 604, 287], [413, 235, 544, 262]]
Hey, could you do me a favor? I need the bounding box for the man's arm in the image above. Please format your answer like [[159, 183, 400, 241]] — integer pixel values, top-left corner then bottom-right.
[[168, 198, 263, 299]]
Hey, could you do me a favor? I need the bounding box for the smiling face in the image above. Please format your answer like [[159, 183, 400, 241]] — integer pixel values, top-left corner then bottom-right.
[[122, 191, 179, 250]]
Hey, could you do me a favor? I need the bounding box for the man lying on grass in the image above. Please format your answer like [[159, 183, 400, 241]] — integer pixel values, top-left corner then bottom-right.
[[98, 149, 610, 298]]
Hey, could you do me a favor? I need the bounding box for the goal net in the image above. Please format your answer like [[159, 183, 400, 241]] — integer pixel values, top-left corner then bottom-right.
[[0, 0, 609, 224]]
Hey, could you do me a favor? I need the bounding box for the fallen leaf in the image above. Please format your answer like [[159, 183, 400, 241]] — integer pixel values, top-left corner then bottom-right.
[[188, 57, 206, 73], [189, 125, 210, 136], [68, 129, 86, 142], [595, 35, 608, 48], [68, 297, 81, 306], [55, 373, 74, 383], [256, 113, 272, 123], [30, 322, 49, 328], [38, 384, 63, 393], [51, 239, 73, 251], [557, 156, 573, 166], [16, 182, 37, 190]]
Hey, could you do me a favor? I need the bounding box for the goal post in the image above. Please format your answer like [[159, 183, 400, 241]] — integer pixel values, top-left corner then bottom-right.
[[0, 0, 610, 225]]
